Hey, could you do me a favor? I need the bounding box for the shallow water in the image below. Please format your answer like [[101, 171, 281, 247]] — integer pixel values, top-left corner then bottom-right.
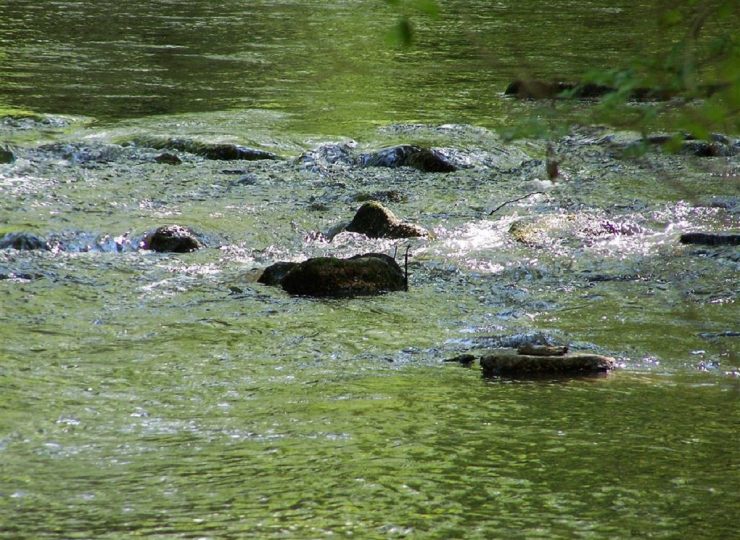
[[2, 1, 739, 538]]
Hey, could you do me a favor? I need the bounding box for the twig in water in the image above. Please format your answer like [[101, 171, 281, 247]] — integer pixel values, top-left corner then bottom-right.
[[404, 245, 411, 292], [488, 191, 545, 216]]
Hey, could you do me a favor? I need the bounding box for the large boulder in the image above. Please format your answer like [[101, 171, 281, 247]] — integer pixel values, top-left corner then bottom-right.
[[0, 232, 49, 251], [141, 225, 204, 253], [345, 201, 427, 239], [260, 253, 406, 297], [360, 145, 456, 173]]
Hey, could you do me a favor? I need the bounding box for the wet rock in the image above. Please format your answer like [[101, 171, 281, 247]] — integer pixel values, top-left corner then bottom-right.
[[360, 145, 456, 173], [141, 225, 204, 253], [38, 142, 128, 164], [509, 214, 642, 247], [154, 152, 182, 165], [679, 140, 736, 157], [0, 232, 50, 251], [505, 80, 679, 101], [297, 142, 357, 171], [345, 201, 427, 239], [481, 349, 616, 377], [262, 253, 406, 297], [131, 137, 278, 161], [680, 232, 740, 246], [0, 146, 14, 163], [257, 261, 299, 286]]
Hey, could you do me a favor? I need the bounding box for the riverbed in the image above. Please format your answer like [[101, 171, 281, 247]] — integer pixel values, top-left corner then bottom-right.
[[1, 1, 739, 538]]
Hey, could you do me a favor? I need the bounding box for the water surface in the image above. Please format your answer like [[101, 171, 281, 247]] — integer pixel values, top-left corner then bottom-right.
[[1, 1, 738, 538]]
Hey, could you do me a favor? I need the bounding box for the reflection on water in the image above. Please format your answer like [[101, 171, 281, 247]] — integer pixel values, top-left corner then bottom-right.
[[1, 1, 739, 538], [0, 0, 699, 134]]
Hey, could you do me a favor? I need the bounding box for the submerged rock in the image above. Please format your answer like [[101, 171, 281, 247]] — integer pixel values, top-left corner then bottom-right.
[[131, 137, 278, 161], [481, 349, 616, 377], [261, 253, 406, 297], [154, 152, 182, 165], [345, 201, 427, 239], [360, 145, 456, 173], [141, 225, 204, 253], [0, 232, 50, 251], [508, 214, 642, 247], [680, 232, 740, 246]]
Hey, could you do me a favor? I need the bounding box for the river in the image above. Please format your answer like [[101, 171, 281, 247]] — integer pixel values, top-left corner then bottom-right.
[[1, 1, 738, 538]]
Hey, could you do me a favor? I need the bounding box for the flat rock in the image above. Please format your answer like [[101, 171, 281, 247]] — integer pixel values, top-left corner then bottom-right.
[[481, 350, 616, 377], [131, 136, 278, 161]]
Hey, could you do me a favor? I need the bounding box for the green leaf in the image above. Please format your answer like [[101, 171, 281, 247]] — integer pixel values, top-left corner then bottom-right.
[[386, 17, 414, 47]]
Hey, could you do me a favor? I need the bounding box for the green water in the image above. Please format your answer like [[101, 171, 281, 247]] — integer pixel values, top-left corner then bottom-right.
[[1, 1, 739, 538]]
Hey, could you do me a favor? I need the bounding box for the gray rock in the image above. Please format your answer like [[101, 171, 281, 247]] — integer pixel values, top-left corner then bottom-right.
[[360, 145, 456, 173]]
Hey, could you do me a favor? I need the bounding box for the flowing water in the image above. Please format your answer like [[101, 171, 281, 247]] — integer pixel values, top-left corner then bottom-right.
[[1, 1, 739, 538]]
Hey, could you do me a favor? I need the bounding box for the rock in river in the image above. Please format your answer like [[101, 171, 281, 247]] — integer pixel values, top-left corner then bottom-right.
[[0, 232, 50, 251], [141, 225, 204, 253], [259, 253, 406, 297], [480, 349, 616, 377], [345, 201, 427, 239], [131, 136, 278, 161], [360, 145, 457, 173]]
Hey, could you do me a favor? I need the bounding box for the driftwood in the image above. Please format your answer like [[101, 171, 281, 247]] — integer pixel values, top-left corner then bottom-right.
[[481, 350, 615, 377]]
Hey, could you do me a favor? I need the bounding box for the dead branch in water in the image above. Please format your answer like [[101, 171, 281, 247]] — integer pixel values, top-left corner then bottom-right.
[[488, 191, 545, 216]]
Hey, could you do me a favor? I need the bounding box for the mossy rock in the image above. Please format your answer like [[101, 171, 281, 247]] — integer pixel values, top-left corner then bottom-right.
[[141, 225, 204, 253], [481, 350, 616, 377], [346, 201, 427, 239], [261, 253, 406, 297]]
